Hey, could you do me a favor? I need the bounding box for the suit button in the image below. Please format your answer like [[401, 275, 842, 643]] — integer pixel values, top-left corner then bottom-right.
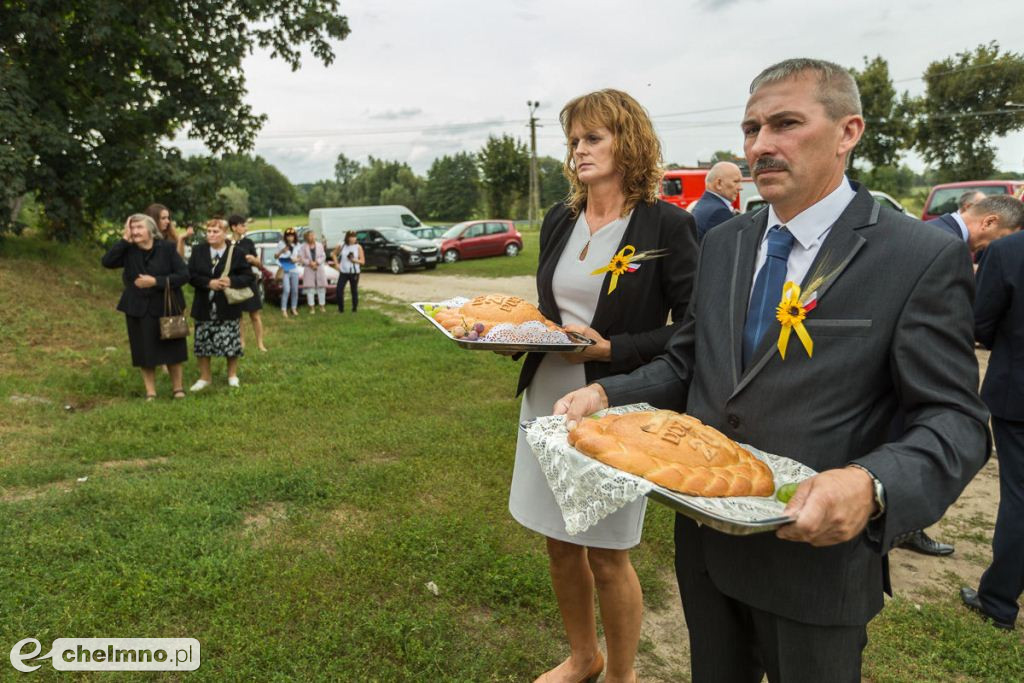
[[727, 414, 740, 428]]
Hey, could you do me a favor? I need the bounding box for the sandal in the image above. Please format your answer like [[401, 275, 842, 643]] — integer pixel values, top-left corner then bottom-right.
[[172, 390, 186, 400]]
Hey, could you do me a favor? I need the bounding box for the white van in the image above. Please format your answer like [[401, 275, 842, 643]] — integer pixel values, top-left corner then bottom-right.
[[308, 205, 426, 247]]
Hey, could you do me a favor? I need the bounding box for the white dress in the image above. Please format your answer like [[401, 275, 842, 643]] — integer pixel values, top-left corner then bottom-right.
[[508, 211, 647, 549]]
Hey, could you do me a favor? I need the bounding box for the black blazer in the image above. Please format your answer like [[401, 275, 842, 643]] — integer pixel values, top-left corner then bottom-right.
[[975, 229, 1024, 421], [233, 236, 260, 294], [691, 192, 735, 242], [101, 239, 188, 317], [188, 244, 255, 321], [516, 199, 698, 396]]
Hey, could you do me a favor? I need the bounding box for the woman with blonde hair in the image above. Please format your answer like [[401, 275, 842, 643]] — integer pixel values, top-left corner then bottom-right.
[[297, 229, 327, 313], [101, 213, 189, 400], [509, 89, 698, 683]]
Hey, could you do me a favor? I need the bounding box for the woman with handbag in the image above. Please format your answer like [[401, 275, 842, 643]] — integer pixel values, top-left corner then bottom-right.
[[228, 214, 268, 351], [101, 213, 190, 400], [297, 229, 327, 314], [187, 219, 254, 391], [331, 231, 364, 313], [276, 228, 301, 317]]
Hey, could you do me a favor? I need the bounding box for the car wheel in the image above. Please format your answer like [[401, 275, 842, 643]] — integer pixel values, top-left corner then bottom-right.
[[443, 249, 459, 263], [389, 255, 405, 274], [504, 243, 520, 257]]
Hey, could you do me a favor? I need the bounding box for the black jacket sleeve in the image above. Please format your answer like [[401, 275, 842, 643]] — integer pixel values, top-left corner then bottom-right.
[[102, 239, 131, 268]]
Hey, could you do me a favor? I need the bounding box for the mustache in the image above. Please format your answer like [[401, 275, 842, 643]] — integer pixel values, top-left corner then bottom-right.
[[753, 157, 790, 175]]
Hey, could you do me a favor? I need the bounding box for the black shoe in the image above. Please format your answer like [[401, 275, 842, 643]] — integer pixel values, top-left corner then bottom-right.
[[898, 530, 954, 556], [960, 587, 1014, 630]]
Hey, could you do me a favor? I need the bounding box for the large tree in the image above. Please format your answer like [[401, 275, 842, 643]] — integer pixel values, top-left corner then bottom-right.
[[538, 156, 570, 209], [0, 1, 349, 240], [345, 157, 422, 212], [220, 153, 299, 217], [848, 56, 913, 176], [914, 43, 1024, 181], [478, 135, 529, 218], [421, 153, 480, 220]]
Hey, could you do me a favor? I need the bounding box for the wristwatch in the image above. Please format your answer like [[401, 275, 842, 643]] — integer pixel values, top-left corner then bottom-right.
[[847, 463, 886, 520]]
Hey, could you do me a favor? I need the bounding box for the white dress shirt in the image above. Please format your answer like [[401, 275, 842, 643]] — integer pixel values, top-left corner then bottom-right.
[[750, 178, 857, 300]]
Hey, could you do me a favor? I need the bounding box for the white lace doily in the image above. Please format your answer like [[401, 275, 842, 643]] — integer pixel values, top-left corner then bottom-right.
[[523, 404, 817, 535]]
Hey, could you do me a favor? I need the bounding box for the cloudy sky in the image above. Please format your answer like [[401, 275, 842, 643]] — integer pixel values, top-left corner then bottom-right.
[[175, 0, 1024, 183]]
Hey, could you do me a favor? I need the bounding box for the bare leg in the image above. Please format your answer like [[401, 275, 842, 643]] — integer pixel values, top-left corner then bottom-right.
[[140, 367, 157, 397], [588, 548, 642, 683], [251, 311, 266, 351], [168, 364, 184, 393], [197, 357, 212, 382], [227, 356, 239, 379], [535, 537, 603, 683]]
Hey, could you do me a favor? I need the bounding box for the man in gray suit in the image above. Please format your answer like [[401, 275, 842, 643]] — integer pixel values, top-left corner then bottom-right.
[[556, 58, 989, 682]]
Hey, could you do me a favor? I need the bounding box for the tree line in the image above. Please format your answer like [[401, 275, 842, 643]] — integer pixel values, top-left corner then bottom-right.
[[1, 0, 1022, 242]]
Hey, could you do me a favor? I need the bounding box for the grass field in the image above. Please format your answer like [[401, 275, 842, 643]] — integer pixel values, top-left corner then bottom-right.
[[1, 236, 1021, 681]]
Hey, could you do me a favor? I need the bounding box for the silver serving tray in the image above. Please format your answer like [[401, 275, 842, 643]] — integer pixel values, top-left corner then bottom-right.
[[520, 408, 817, 536], [411, 302, 596, 353]]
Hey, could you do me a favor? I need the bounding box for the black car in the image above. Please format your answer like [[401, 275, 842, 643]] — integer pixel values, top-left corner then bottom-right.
[[356, 227, 439, 273]]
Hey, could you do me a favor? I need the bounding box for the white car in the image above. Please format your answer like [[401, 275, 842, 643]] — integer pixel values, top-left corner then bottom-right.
[[743, 190, 907, 214]]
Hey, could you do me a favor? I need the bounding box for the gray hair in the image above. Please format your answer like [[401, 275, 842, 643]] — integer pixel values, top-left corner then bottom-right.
[[749, 58, 862, 120], [966, 195, 1024, 230], [128, 213, 160, 241], [958, 190, 986, 213]]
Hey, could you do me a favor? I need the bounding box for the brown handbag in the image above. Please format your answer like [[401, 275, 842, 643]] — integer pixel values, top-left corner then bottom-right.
[[159, 279, 189, 340]]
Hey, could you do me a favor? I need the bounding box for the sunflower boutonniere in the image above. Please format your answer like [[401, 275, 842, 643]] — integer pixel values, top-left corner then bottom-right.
[[591, 245, 670, 294]]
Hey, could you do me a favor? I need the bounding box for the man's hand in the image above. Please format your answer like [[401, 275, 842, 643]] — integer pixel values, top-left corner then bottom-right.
[[553, 384, 609, 431], [134, 275, 157, 289], [775, 467, 877, 546]]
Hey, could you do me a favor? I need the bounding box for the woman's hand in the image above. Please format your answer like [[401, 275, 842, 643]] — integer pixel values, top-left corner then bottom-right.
[[122, 218, 132, 241], [134, 275, 157, 289], [209, 277, 229, 291], [560, 325, 611, 363]]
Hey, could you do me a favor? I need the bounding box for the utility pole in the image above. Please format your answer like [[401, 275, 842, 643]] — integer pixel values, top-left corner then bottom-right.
[[527, 101, 541, 231]]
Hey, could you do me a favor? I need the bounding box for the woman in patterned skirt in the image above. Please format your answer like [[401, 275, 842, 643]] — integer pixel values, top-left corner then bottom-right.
[[187, 219, 254, 391]]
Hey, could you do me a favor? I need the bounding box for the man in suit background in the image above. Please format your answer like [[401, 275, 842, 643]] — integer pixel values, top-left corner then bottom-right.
[[692, 161, 742, 241], [960, 202, 1024, 631], [901, 193, 1024, 556], [928, 189, 985, 239], [555, 58, 989, 682]]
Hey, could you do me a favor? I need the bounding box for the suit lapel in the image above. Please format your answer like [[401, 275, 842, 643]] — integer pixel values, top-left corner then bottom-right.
[[728, 187, 877, 401], [728, 210, 768, 387], [535, 209, 578, 326]]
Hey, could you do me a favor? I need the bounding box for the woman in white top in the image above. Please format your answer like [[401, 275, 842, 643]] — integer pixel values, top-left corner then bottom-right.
[[331, 231, 365, 313], [509, 90, 698, 683]]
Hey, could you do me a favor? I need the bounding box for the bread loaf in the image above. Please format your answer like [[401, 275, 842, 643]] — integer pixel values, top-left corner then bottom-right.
[[568, 410, 775, 497], [433, 294, 558, 334]]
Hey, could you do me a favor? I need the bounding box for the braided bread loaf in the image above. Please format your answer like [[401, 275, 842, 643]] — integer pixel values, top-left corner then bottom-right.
[[568, 410, 775, 497], [433, 294, 560, 335]]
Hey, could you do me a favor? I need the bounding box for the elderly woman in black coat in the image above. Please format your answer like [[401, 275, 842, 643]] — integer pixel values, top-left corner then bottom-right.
[[102, 214, 189, 400], [187, 219, 255, 391]]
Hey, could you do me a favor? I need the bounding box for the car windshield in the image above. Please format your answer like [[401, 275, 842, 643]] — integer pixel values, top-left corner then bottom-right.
[[661, 178, 682, 196], [377, 227, 419, 242], [927, 186, 1005, 215], [443, 222, 470, 239]]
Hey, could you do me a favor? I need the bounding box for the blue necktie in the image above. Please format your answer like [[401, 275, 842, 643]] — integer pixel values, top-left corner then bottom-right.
[[742, 226, 795, 368]]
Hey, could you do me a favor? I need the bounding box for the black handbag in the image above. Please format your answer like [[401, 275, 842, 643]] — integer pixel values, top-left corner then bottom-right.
[[159, 279, 189, 340]]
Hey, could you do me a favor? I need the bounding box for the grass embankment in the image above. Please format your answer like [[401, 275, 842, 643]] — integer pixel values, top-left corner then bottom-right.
[[1, 237, 1020, 681]]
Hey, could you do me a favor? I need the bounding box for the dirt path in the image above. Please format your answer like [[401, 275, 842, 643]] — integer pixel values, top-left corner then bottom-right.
[[358, 271, 537, 304]]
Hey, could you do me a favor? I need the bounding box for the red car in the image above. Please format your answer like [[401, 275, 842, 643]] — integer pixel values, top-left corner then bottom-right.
[[921, 179, 1024, 221], [439, 220, 523, 263]]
